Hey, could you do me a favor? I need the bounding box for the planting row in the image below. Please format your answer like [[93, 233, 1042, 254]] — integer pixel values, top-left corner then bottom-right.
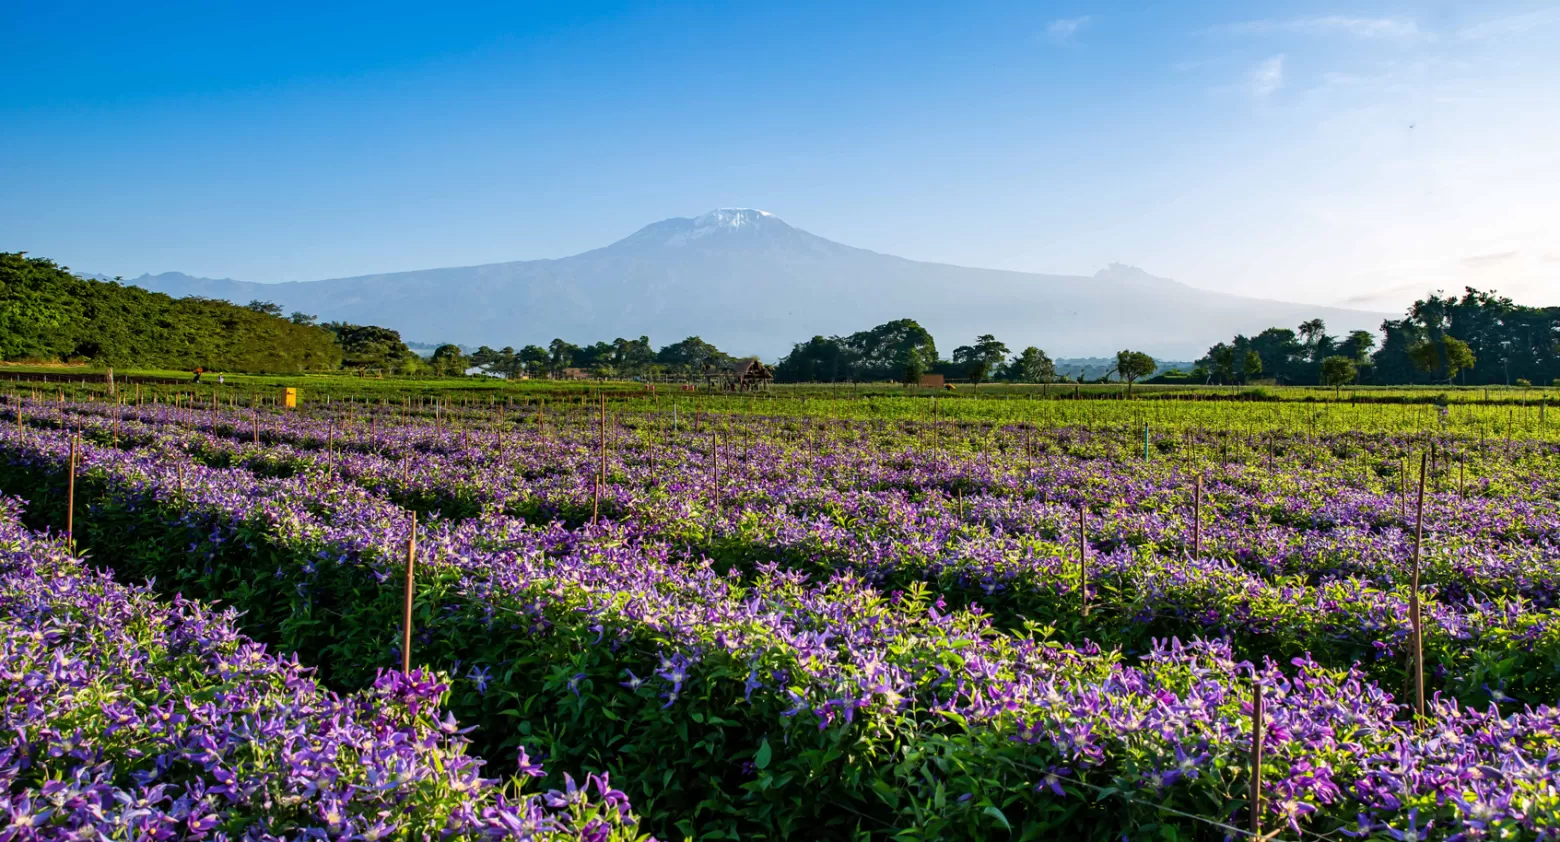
[[0, 495, 651, 841], [22, 401, 1560, 708], [2, 417, 1557, 838]]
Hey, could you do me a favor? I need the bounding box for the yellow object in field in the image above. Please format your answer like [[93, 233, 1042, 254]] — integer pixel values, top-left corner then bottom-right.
[[282, 387, 297, 408]]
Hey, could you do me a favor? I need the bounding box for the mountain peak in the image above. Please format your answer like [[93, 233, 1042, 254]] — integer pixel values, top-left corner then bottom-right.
[[1092, 262, 1186, 289], [607, 207, 803, 250], [694, 208, 779, 228]]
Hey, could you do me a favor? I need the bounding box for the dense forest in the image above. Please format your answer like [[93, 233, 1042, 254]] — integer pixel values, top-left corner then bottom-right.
[[1195, 288, 1560, 387], [0, 253, 430, 375], [0, 253, 343, 372]]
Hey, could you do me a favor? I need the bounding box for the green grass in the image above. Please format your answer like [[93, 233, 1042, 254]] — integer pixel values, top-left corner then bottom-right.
[[4, 365, 1556, 440]]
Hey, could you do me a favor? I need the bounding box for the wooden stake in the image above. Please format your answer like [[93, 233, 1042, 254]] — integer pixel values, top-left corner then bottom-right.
[[1192, 474, 1203, 558], [402, 513, 417, 674], [66, 432, 78, 551], [1249, 678, 1264, 837], [1078, 502, 1089, 617], [1410, 451, 1427, 725]]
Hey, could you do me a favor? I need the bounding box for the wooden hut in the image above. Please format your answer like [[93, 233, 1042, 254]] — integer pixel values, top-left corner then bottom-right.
[[711, 357, 774, 391]]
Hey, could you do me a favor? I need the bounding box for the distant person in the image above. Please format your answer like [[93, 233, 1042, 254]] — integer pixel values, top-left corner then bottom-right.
[[217, 374, 225, 385], [192, 367, 204, 384]]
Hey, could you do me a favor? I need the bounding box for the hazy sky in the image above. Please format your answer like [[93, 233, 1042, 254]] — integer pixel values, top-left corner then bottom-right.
[[3, 1, 1556, 311]]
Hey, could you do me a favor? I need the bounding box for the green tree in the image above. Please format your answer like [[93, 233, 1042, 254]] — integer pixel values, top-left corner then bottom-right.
[[1339, 330, 1376, 361], [246, 300, 284, 317], [775, 336, 853, 382], [952, 334, 1009, 386], [1204, 343, 1237, 384], [1298, 319, 1334, 362], [519, 345, 550, 377], [548, 338, 580, 375], [845, 319, 938, 382], [899, 346, 927, 384], [656, 336, 730, 378], [1114, 349, 1156, 395], [1410, 335, 1477, 382], [1006, 346, 1056, 383], [429, 343, 468, 376], [1320, 355, 1358, 397], [326, 323, 417, 373], [1242, 350, 1263, 383]]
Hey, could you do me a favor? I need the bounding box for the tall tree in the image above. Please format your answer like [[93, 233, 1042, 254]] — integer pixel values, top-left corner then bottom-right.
[[1410, 335, 1476, 383], [325, 323, 416, 373], [656, 336, 730, 377], [429, 344, 468, 376], [845, 319, 938, 382], [775, 336, 853, 382], [1006, 346, 1056, 383], [1298, 319, 1328, 361], [1242, 350, 1263, 383], [547, 338, 580, 374], [1114, 349, 1156, 395], [1320, 355, 1358, 397], [952, 334, 1009, 386], [519, 345, 550, 377]]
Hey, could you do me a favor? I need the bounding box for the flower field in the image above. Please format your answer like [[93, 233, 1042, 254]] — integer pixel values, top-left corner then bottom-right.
[[1, 390, 1557, 840]]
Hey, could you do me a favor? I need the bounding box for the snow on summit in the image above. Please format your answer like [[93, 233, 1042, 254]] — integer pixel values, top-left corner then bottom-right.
[[666, 209, 785, 245]]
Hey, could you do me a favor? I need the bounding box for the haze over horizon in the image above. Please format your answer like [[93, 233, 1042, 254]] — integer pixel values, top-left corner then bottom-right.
[[4, 1, 1557, 313]]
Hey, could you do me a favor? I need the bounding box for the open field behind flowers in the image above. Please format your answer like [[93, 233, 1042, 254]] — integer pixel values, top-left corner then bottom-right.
[[1, 388, 1557, 840]]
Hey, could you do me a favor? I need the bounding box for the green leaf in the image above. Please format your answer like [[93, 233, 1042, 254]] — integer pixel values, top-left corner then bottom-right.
[[982, 806, 1011, 830], [754, 738, 772, 770]]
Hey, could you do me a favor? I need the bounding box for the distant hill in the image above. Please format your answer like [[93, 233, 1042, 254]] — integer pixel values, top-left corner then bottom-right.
[[2, 253, 342, 372], [103, 209, 1388, 359]]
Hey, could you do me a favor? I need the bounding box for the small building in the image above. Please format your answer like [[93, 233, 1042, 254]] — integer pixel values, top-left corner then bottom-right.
[[558, 367, 591, 380], [710, 357, 774, 391], [917, 374, 945, 388]]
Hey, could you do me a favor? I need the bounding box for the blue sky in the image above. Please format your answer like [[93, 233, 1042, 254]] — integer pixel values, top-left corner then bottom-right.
[[3, 0, 1556, 309]]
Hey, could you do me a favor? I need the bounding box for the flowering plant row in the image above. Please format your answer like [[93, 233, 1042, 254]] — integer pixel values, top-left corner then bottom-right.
[[2, 408, 1557, 838], [34, 401, 1560, 708], [0, 495, 650, 842]]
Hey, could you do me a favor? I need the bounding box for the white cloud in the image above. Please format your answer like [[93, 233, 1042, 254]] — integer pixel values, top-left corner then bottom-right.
[[1210, 16, 1421, 39], [1248, 55, 1285, 98], [1045, 16, 1091, 43], [1459, 7, 1560, 40]]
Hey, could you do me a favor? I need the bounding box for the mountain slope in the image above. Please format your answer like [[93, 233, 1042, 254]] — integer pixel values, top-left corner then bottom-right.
[[108, 209, 1387, 359]]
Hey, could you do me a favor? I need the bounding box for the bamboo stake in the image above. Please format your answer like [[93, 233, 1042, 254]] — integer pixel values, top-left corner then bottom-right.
[[1078, 502, 1089, 617], [1410, 451, 1428, 725], [66, 432, 78, 551], [1192, 474, 1203, 557], [1249, 678, 1264, 837], [402, 513, 417, 674]]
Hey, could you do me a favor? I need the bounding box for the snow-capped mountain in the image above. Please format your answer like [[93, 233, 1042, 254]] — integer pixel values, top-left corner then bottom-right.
[[107, 210, 1385, 358]]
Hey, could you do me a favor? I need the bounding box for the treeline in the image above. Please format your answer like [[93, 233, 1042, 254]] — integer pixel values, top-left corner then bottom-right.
[[427, 320, 1164, 385], [420, 336, 738, 379], [1, 254, 342, 372], [1196, 288, 1560, 387], [774, 319, 1072, 384]]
